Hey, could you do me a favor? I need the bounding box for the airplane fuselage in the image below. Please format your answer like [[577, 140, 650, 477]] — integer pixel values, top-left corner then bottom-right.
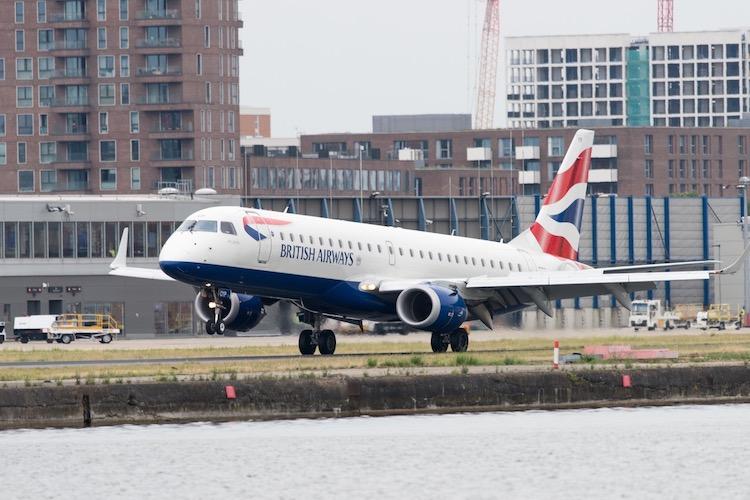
[[158, 206, 574, 321]]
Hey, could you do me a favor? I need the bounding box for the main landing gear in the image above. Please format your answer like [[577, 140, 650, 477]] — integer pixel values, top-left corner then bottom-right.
[[297, 312, 337, 355], [430, 328, 469, 353]]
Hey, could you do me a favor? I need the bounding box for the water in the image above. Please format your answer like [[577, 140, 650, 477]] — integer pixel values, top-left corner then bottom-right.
[[2, 405, 750, 500]]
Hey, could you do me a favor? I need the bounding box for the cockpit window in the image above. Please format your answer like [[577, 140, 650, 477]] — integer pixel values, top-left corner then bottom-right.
[[220, 221, 237, 235], [192, 220, 218, 232], [177, 220, 196, 231]]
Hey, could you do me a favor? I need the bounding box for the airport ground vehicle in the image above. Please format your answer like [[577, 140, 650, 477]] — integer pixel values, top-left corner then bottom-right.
[[13, 315, 58, 343], [629, 300, 681, 330], [0, 322, 5, 344], [46, 314, 120, 344], [695, 304, 742, 330], [12, 314, 120, 344]]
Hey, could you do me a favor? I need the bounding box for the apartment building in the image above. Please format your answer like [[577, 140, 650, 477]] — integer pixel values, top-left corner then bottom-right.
[[505, 29, 750, 129], [0, 0, 242, 194]]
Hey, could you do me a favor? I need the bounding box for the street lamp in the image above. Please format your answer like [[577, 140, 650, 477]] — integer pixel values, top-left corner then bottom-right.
[[737, 176, 750, 318], [359, 144, 365, 218], [711, 243, 722, 305]]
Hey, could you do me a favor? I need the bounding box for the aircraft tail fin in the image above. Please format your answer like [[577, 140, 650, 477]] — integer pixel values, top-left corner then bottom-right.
[[509, 129, 594, 260]]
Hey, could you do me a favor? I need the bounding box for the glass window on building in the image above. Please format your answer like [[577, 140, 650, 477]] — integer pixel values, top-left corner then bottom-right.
[[38, 1, 47, 23], [100, 140, 116, 161], [33, 222, 46, 258], [62, 221, 75, 258], [130, 111, 139, 133], [16, 30, 25, 51], [0, 143, 5, 165], [130, 167, 141, 190], [154, 302, 194, 335], [147, 222, 158, 257], [16, 87, 33, 107], [38, 30, 53, 51], [100, 167, 117, 189], [90, 222, 103, 258], [547, 137, 564, 157], [98, 55, 114, 77], [98, 84, 115, 105], [40, 142, 56, 163], [105, 222, 118, 257], [4, 222, 17, 259], [132, 222, 145, 257], [48, 221, 60, 258], [16, 57, 33, 79], [18, 170, 33, 192], [76, 222, 88, 258], [18, 222, 31, 258], [18, 142, 27, 163], [119, 27, 129, 49]]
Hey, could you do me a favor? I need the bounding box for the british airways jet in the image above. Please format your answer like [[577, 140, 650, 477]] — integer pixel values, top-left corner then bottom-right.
[[110, 130, 746, 355]]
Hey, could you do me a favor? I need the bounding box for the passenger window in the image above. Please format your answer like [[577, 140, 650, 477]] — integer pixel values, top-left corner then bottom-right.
[[319, 237, 324, 245], [471, 257, 477, 266], [290, 234, 295, 242], [299, 234, 304, 243], [428, 251, 433, 260], [419, 250, 424, 259], [367, 243, 372, 252], [490, 260, 495, 269], [464, 256, 469, 265], [329, 238, 334, 247], [447, 254, 452, 263], [517, 263, 523, 272], [410, 249, 414, 258], [455, 255, 459, 263], [438, 253, 443, 262], [399, 248, 404, 256], [388, 246, 393, 255], [348, 241, 353, 249], [377, 244, 382, 253], [192, 220, 217, 232], [309, 236, 314, 245], [481, 258, 486, 267], [220, 221, 237, 235], [499, 261, 504, 270], [279, 232, 285, 241], [358, 242, 363, 251]]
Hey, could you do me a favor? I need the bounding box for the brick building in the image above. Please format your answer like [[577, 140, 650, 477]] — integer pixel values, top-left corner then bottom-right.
[[243, 126, 750, 199], [0, 0, 242, 195]]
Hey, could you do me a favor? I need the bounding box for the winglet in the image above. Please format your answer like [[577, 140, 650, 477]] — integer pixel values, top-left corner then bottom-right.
[[714, 243, 750, 275], [110, 228, 129, 270]]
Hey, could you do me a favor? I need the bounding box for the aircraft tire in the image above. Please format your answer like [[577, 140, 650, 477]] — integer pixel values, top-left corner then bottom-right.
[[298, 329, 316, 355], [430, 333, 449, 353], [318, 329, 337, 355], [205, 320, 216, 335], [450, 329, 469, 352], [216, 321, 226, 335]]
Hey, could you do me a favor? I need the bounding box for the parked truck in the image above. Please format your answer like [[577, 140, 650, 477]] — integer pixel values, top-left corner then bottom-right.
[[695, 304, 742, 330], [13, 315, 58, 343], [629, 300, 689, 331]]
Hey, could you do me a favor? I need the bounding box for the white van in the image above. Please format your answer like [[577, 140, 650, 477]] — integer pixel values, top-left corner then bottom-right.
[[13, 315, 58, 343]]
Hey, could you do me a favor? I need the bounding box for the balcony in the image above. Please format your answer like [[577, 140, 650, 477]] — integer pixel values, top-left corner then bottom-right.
[[49, 155, 92, 168], [50, 68, 90, 82], [466, 147, 493, 162], [591, 144, 618, 158], [518, 171, 541, 184], [148, 122, 194, 138], [135, 9, 180, 20], [588, 169, 618, 183], [135, 38, 181, 49], [50, 97, 90, 109], [51, 126, 91, 140], [136, 67, 183, 78], [48, 12, 89, 25], [151, 150, 195, 164], [49, 40, 88, 52], [515, 146, 541, 160]]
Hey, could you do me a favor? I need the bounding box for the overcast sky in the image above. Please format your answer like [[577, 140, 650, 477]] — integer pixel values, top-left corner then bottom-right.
[[238, 0, 750, 137]]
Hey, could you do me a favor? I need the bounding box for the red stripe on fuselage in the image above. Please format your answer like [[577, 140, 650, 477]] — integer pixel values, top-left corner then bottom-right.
[[530, 223, 578, 260], [243, 215, 292, 226], [544, 147, 592, 205]]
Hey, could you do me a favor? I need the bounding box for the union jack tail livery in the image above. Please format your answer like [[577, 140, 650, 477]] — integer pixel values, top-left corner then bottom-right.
[[510, 129, 594, 261]]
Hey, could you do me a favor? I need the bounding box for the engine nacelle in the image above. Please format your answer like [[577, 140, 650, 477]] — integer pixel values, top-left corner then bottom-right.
[[194, 290, 266, 332], [395, 285, 467, 333]]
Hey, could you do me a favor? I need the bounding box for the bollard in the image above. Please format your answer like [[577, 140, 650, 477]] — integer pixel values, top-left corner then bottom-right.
[[225, 385, 236, 399], [553, 340, 560, 369], [622, 375, 632, 388]]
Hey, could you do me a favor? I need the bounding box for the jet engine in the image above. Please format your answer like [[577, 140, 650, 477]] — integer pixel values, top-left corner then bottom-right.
[[194, 289, 266, 333], [395, 285, 467, 333]]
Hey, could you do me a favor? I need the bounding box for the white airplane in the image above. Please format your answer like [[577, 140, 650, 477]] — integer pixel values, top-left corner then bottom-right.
[[110, 130, 748, 355]]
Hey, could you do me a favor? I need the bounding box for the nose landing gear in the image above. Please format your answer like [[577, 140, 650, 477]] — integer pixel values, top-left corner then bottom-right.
[[204, 288, 227, 335]]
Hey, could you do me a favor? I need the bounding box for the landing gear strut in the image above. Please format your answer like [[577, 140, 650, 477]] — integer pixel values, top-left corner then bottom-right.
[[204, 288, 226, 336], [297, 313, 337, 355], [431, 328, 469, 353]]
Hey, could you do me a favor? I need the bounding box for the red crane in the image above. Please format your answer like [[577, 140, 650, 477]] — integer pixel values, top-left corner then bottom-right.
[[657, 0, 674, 32], [474, 0, 500, 130]]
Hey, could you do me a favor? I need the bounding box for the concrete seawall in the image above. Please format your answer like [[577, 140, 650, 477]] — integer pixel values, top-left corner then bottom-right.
[[2, 365, 750, 429]]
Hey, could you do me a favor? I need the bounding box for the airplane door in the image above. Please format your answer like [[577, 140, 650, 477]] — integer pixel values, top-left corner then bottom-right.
[[386, 241, 395, 266], [250, 211, 272, 264]]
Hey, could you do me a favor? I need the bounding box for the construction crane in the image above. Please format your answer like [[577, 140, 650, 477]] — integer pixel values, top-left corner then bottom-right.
[[657, 0, 674, 32], [474, 0, 500, 130]]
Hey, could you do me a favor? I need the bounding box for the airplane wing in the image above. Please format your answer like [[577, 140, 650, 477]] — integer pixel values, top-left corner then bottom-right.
[[108, 228, 175, 281], [597, 260, 718, 273], [370, 244, 750, 319]]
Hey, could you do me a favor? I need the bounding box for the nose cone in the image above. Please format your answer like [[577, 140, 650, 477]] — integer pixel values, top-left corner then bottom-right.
[[159, 233, 189, 280]]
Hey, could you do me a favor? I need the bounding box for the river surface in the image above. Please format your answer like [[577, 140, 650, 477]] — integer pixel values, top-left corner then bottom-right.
[[2, 405, 750, 499]]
